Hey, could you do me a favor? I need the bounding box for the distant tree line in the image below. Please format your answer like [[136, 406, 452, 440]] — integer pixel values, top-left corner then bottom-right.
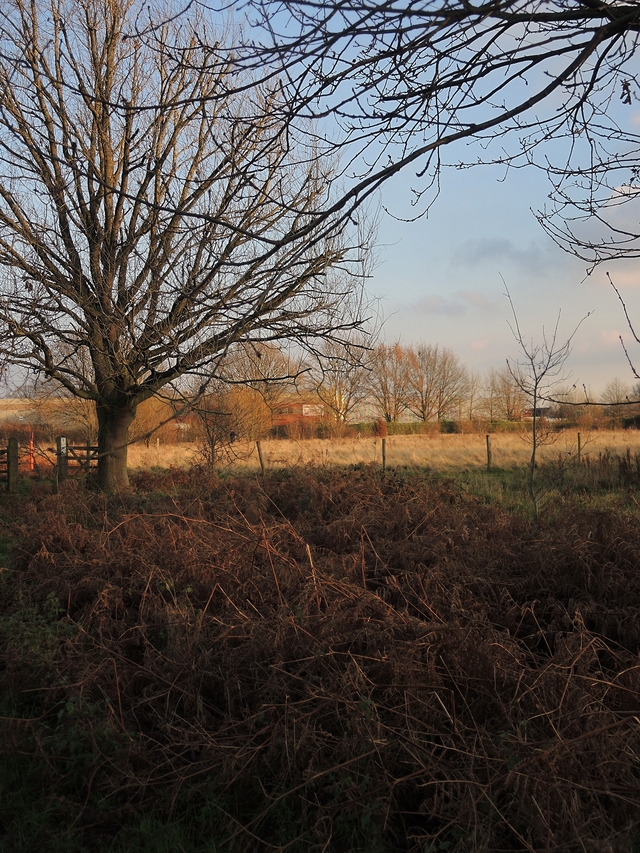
[[177, 366, 640, 451], [308, 341, 528, 427], [11, 343, 640, 456]]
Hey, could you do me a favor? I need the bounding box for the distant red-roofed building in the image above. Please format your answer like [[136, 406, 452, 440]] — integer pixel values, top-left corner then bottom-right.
[[271, 395, 325, 436]]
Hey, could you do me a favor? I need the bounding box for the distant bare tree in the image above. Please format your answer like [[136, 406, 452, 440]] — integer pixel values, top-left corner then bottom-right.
[[601, 378, 633, 424], [431, 348, 470, 423], [222, 343, 302, 425], [506, 292, 588, 529], [368, 343, 410, 423], [405, 344, 468, 423], [483, 368, 528, 423], [463, 370, 484, 422], [552, 385, 593, 427], [309, 336, 372, 424], [405, 344, 440, 424]]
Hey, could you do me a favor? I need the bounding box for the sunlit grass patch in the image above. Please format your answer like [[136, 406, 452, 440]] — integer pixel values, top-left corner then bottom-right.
[[125, 428, 640, 478]]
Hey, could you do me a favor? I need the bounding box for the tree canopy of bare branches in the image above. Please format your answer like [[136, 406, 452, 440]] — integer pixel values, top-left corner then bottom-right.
[[601, 377, 633, 423], [506, 291, 588, 525], [405, 344, 469, 423], [483, 368, 528, 423], [223, 0, 640, 263], [368, 343, 410, 423], [0, 0, 369, 489]]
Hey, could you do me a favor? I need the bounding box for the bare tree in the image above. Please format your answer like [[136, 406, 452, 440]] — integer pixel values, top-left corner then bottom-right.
[[190, 384, 272, 469], [405, 343, 469, 423], [506, 292, 589, 528], [308, 336, 372, 425], [483, 368, 528, 423], [0, 0, 369, 490], [367, 343, 410, 423], [481, 371, 500, 423], [405, 344, 440, 424], [551, 384, 593, 427], [221, 342, 301, 424], [601, 378, 633, 425], [463, 370, 484, 423], [432, 348, 470, 423]]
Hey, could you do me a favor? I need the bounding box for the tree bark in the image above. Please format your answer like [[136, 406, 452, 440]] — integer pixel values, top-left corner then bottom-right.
[[96, 404, 136, 492]]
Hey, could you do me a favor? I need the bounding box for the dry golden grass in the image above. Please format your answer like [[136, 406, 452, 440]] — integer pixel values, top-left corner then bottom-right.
[[126, 440, 200, 470], [127, 428, 640, 473]]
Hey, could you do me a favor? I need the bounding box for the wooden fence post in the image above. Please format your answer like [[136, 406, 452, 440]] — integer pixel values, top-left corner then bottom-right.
[[56, 436, 68, 483], [256, 441, 265, 476], [381, 437, 387, 473], [486, 434, 492, 471], [7, 437, 18, 493]]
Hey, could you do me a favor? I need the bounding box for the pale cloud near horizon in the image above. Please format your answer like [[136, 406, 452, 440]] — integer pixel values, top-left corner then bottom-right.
[[469, 338, 490, 351], [451, 237, 568, 277], [411, 294, 466, 316], [409, 289, 496, 316], [598, 329, 625, 349], [457, 290, 496, 309], [595, 263, 640, 289]]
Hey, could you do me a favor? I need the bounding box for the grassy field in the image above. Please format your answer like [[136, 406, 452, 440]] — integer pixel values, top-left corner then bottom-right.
[[129, 427, 640, 474], [124, 425, 640, 528], [0, 462, 639, 852]]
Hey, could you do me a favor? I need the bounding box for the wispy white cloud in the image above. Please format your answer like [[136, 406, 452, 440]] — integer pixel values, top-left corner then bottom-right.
[[408, 289, 496, 317], [412, 294, 466, 316], [451, 238, 565, 277], [457, 290, 496, 310]]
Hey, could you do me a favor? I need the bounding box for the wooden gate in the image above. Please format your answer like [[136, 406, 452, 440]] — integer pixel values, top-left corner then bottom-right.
[[56, 437, 99, 481]]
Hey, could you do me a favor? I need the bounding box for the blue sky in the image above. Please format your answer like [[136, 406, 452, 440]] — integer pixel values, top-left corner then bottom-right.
[[212, 0, 640, 398], [214, 1, 640, 397], [368, 149, 640, 396]]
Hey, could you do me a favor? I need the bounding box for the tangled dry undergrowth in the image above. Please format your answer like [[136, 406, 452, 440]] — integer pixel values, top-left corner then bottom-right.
[[1, 466, 639, 852]]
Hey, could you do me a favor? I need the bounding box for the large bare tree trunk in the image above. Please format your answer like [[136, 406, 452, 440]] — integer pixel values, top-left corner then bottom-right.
[[96, 404, 136, 492]]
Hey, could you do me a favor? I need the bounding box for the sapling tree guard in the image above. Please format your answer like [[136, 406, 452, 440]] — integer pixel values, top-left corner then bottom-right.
[[0, 0, 370, 490]]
